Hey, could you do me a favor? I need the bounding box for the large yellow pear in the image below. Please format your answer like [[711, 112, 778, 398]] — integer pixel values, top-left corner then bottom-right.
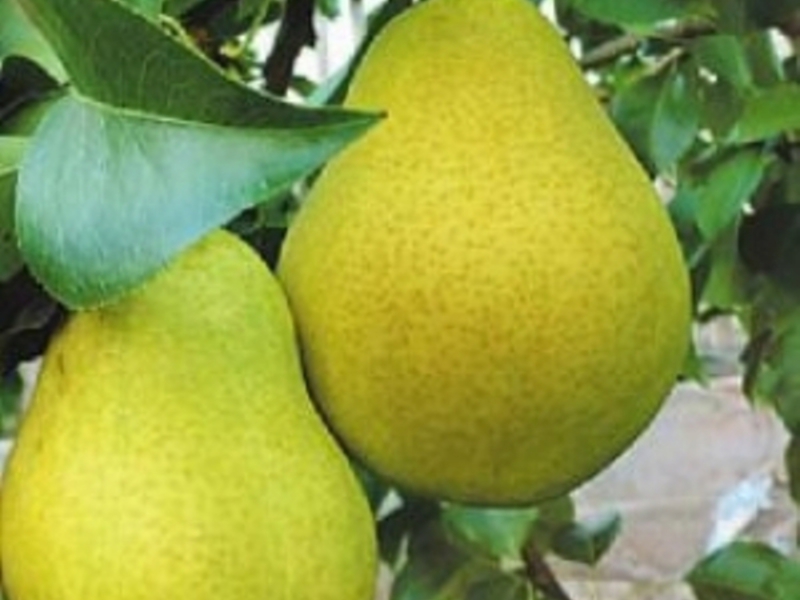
[[0, 231, 376, 600], [278, 0, 691, 505]]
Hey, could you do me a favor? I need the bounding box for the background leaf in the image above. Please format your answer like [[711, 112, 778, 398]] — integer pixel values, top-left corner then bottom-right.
[[611, 64, 701, 172], [0, 0, 64, 79], [0, 369, 23, 436], [392, 522, 497, 600], [0, 55, 61, 129], [465, 572, 533, 600], [561, 0, 714, 29], [687, 541, 800, 600], [693, 148, 772, 239], [0, 136, 27, 281], [442, 505, 540, 560], [120, 0, 163, 18], [733, 84, 800, 143], [550, 511, 622, 565]]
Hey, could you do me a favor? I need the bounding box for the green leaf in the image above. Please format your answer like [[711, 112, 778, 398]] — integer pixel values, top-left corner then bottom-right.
[[442, 505, 540, 560], [353, 464, 392, 515], [316, 0, 341, 19], [550, 511, 622, 565], [565, 0, 713, 29], [525, 495, 577, 553], [732, 84, 800, 143], [163, 0, 206, 16], [465, 572, 533, 600], [378, 497, 441, 567], [0, 268, 61, 375], [752, 316, 800, 433], [237, 0, 276, 21], [692, 31, 783, 92], [15, 0, 363, 127], [0, 136, 27, 281], [702, 223, 750, 310], [696, 76, 745, 139], [0, 135, 27, 171], [0, 0, 64, 79], [0, 369, 23, 435], [17, 94, 374, 307], [1, 55, 62, 134], [126, 0, 163, 18], [708, 0, 751, 33], [611, 65, 701, 172], [694, 148, 771, 240], [785, 435, 800, 505], [391, 522, 498, 600], [692, 35, 755, 90], [687, 541, 800, 600], [12, 0, 379, 307]]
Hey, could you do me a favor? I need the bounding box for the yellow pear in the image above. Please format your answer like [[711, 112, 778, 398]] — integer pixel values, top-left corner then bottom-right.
[[278, 0, 691, 505], [0, 231, 376, 599]]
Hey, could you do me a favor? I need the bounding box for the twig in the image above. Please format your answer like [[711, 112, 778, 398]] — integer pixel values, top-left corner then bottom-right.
[[263, 0, 317, 95], [579, 19, 716, 70], [522, 544, 574, 600]]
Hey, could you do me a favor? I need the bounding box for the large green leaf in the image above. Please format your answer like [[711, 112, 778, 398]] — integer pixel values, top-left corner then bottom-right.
[[0, 136, 27, 281], [687, 541, 800, 600], [15, 0, 369, 127], [17, 94, 374, 307], [13, 0, 379, 307]]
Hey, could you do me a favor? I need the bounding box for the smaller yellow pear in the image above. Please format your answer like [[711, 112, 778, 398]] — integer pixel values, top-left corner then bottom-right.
[[1, 231, 376, 600]]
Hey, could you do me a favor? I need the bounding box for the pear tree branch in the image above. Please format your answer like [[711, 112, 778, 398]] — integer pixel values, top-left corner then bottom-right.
[[264, 0, 317, 95], [579, 19, 715, 70], [522, 544, 575, 600]]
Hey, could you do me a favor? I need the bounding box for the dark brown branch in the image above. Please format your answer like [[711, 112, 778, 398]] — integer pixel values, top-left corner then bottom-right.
[[263, 0, 317, 95], [579, 19, 716, 70], [522, 544, 574, 600]]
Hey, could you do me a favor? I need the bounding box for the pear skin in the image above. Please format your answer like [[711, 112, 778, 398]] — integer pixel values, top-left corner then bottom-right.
[[279, 0, 691, 505], [1, 231, 376, 600]]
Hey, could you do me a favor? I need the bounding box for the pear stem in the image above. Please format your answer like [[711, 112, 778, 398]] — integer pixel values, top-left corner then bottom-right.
[[522, 544, 575, 600], [264, 0, 317, 95]]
